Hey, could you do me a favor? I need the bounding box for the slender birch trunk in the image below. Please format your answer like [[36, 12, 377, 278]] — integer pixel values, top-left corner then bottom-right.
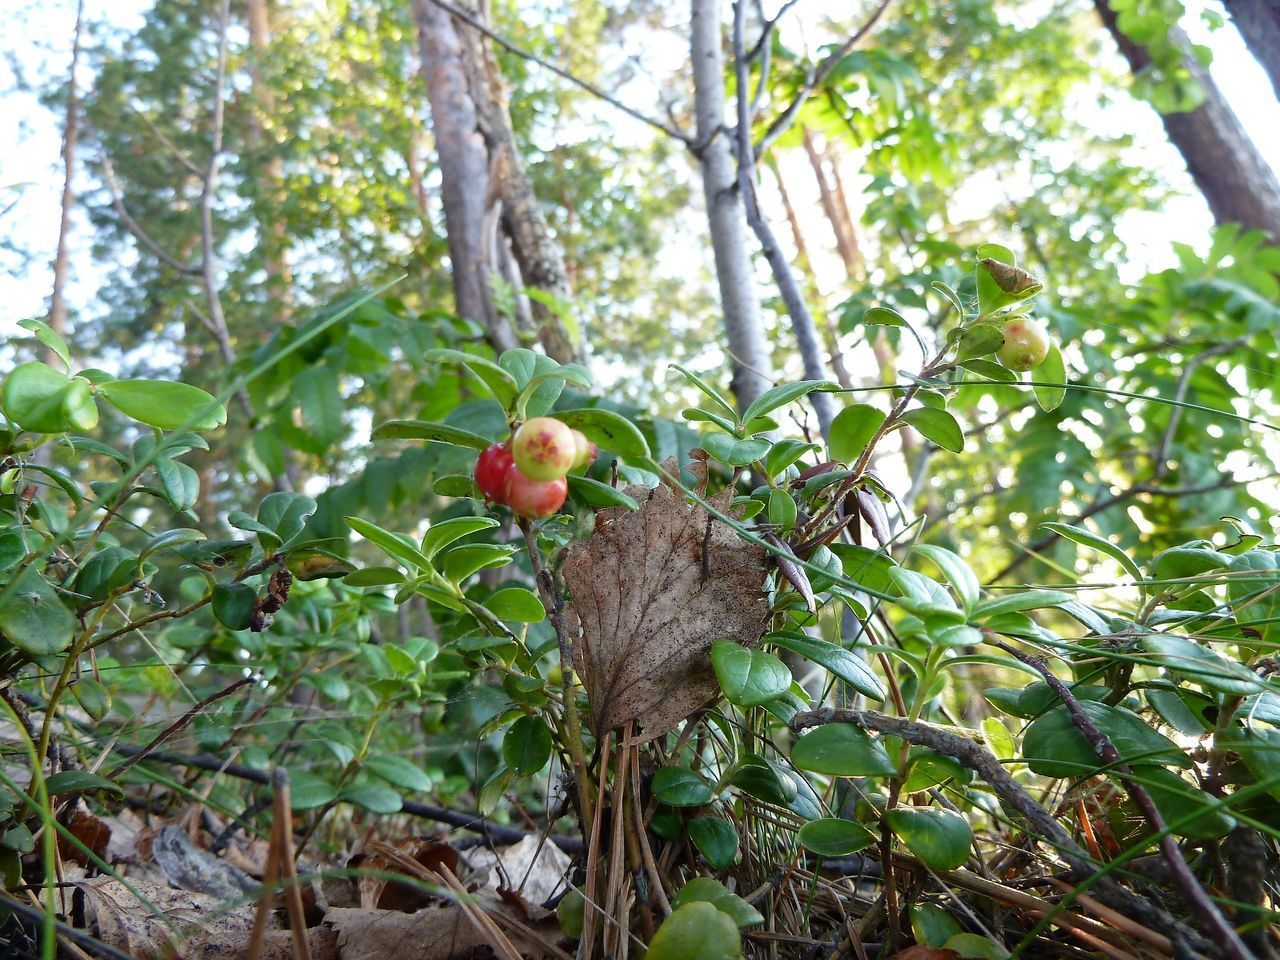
[[690, 0, 771, 414]]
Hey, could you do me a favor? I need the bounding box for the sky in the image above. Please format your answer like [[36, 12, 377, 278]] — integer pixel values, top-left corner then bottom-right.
[[1, 0, 1278, 340]]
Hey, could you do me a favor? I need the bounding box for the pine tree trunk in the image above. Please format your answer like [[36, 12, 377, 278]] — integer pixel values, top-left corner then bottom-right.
[[1095, 0, 1280, 239], [47, 0, 84, 357], [412, 0, 517, 354], [690, 0, 771, 413], [1221, 0, 1280, 101], [245, 0, 294, 324]]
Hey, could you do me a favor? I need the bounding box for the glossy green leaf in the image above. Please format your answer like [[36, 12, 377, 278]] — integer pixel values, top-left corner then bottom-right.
[[703, 432, 770, 466], [646, 902, 741, 960], [956, 323, 1004, 361], [425, 349, 518, 406], [346, 517, 432, 571], [766, 631, 886, 701], [652, 766, 714, 806], [484, 586, 545, 622], [1040, 521, 1144, 588], [1034, 341, 1067, 412], [44, 770, 124, 798], [503, 715, 553, 775], [212, 582, 257, 631], [741, 380, 836, 426], [688, 817, 739, 869], [99, 378, 226, 431], [791, 723, 897, 777], [18, 318, 71, 370], [797, 818, 876, 857], [556, 408, 650, 459], [1, 362, 80, 433], [371, 419, 492, 449], [913, 544, 979, 611], [669, 877, 764, 927], [442, 543, 517, 582], [340, 783, 403, 814], [364, 754, 432, 793], [828, 404, 886, 463], [258, 492, 317, 549], [669, 364, 737, 419], [886, 806, 972, 870], [1141, 634, 1261, 696], [567, 475, 640, 510], [711, 640, 791, 707], [901, 407, 964, 453], [0, 566, 75, 656], [421, 516, 500, 558], [1138, 767, 1234, 839], [1022, 701, 1189, 777]]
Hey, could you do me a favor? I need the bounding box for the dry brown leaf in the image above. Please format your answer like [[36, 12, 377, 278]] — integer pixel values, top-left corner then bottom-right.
[[354, 837, 462, 912], [152, 824, 257, 900], [563, 456, 769, 739], [183, 927, 339, 960], [326, 901, 556, 960], [58, 803, 111, 867], [467, 834, 572, 920], [77, 875, 261, 960]]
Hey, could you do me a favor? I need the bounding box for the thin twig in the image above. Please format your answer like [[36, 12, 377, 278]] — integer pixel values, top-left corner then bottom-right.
[[107, 677, 251, 778], [788, 707, 1218, 957], [756, 0, 893, 156], [426, 0, 689, 143], [993, 641, 1255, 960], [99, 156, 201, 275]]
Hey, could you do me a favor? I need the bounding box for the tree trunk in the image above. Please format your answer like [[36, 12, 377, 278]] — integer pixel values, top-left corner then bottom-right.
[[1222, 0, 1280, 101], [1095, 0, 1280, 240], [245, 0, 294, 324], [769, 162, 853, 392], [47, 0, 84, 358], [450, 6, 581, 364], [412, 0, 516, 354], [690, 0, 771, 414], [802, 128, 863, 281]]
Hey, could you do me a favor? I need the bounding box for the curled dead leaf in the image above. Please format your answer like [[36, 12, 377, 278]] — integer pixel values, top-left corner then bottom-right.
[[563, 458, 769, 739]]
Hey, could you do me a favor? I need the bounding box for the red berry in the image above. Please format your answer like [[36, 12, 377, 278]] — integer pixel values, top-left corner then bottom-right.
[[474, 442, 514, 503], [504, 465, 567, 519], [512, 417, 576, 482], [996, 317, 1051, 371]]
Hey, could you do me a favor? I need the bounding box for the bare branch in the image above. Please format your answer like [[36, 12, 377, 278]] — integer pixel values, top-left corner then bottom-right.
[[789, 706, 1218, 957], [99, 155, 202, 276], [993, 641, 1255, 960], [426, 0, 690, 144], [732, 0, 836, 435], [756, 0, 893, 156]]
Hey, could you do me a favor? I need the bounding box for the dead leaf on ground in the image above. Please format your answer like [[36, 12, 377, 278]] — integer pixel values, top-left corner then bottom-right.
[[354, 837, 462, 912], [182, 927, 339, 960], [326, 900, 557, 960], [76, 875, 261, 960], [467, 833, 572, 920], [59, 803, 111, 867], [152, 824, 257, 900], [563, 455, 769, 739]]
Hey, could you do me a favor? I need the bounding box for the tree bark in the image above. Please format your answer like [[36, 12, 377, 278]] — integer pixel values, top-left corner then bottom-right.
[[1222, 0, 1280, 102], [690, 0, 771, 414], [769, 162, 854, 392], [802, 128, 863, 281], [47, 0, 84, 358], [1095, 0, 1280, 240], [412, 0, 517, 354], [245, 0, 294, 324], [450, 6, 581, 364]]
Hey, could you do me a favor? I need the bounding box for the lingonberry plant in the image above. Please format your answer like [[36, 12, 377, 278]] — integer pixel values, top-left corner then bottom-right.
[[2, 248, 1277, 960]]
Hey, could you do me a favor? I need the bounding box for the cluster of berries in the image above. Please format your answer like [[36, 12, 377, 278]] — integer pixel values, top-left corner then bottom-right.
[[473, 417, 597, 519]]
